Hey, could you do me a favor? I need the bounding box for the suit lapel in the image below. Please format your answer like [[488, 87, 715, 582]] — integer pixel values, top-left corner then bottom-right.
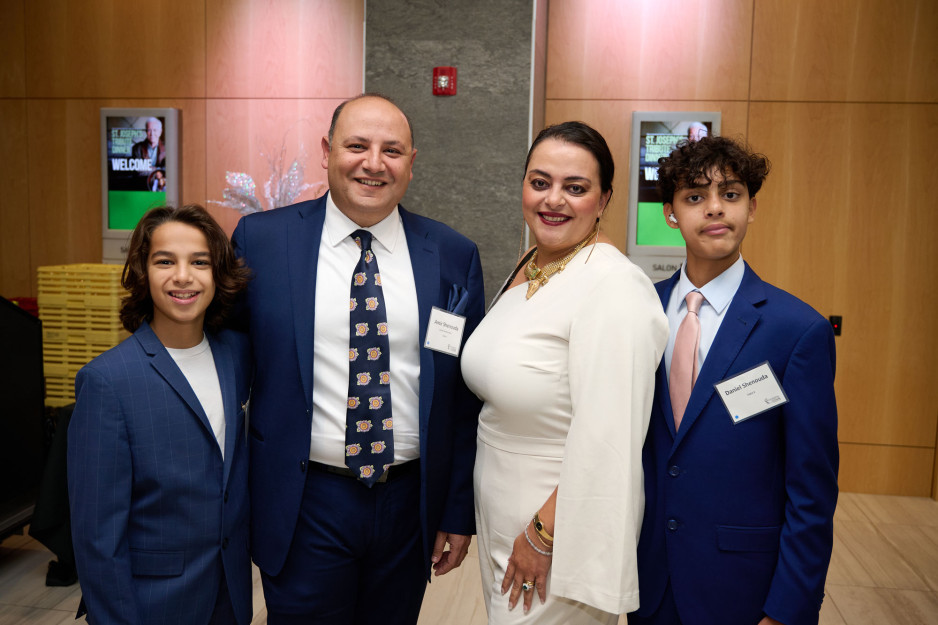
[[656, 273, 680, 438], [400, 208, 440, 432], [656, 362, 676, 436], [208, 332, 237, 486], [671, 264, 766, 450], [288, 198, 326, 410], [136, 322, 216, 446]]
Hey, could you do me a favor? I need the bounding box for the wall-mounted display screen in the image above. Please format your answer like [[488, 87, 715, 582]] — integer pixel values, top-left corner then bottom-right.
[[627, 111, 720, 280], [100, 108, 179, 263]]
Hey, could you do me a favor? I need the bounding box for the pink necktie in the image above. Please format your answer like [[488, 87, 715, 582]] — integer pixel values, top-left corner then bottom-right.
[[670, 291, 704, 431]]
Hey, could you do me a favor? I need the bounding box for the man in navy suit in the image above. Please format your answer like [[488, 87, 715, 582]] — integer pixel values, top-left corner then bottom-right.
[[629, 136, 838, 625], [232, 94, 484, 624]]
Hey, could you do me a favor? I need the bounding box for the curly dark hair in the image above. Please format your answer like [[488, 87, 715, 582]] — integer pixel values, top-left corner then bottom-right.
[[656, 136, 771, 205], [120, 204, 251, 333], [525, 121, 615, 197]]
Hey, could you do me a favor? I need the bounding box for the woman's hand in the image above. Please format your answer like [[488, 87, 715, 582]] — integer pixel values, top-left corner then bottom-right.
[[502, 524, 552, 614]]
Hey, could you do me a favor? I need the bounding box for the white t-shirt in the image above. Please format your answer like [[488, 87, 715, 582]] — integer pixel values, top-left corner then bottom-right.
[[166, 335, 225, 459]]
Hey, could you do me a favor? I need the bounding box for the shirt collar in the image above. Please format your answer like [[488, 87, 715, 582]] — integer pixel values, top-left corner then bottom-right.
[[323, 191, 403, 253], [675, 254, 746, 314]]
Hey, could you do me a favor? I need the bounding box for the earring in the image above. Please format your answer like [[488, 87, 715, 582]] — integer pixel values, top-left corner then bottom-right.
[[586, 216, 601, 263], [517, 218, 529, 260]]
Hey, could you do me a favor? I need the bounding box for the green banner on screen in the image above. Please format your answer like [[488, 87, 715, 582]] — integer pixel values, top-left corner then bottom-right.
[[637, 202, 685, 247], [108, 191, 166, 230]]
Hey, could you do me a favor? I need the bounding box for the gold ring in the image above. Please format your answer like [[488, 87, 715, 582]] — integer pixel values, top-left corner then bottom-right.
[[521, 580, 534, 592]]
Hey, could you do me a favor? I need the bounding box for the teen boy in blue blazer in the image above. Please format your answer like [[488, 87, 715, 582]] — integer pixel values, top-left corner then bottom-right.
[[69, 205, 253, 625], [630, 137, 838, 625]]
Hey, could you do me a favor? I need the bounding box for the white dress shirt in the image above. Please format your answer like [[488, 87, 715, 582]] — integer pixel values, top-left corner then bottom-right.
[[309, 193, 421, 467], [664, 255, 746, 378]]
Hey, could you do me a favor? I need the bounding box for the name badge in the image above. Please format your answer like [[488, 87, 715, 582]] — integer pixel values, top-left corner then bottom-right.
[[424, 307, 466, 357], [714, 361, 789, 424]]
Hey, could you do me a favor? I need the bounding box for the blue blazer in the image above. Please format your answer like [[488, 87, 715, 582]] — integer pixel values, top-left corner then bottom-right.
[[231, 195, 485, 576], [68, 322, 253, 625], [634, 264, 839, 625]]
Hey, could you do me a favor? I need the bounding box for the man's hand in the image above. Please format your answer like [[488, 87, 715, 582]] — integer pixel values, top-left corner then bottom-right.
[[758, 617, 783, 625], [431, 531, 471, 576]]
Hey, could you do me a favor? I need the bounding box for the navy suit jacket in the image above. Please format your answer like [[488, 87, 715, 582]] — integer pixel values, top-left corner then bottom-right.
[[634, 264, 839, 625], [68, 322, 253, 625], [231, 195, 484, 577]]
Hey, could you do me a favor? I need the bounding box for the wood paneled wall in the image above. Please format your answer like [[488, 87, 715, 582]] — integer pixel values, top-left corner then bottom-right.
[[544, 0, 938, 498], [0, 0, 363, 298], [2, 0, 936, 498]]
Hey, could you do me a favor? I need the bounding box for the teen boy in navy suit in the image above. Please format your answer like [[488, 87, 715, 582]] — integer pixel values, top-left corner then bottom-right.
[[69, 205, 253, 625], [630, 137, 838, 625]]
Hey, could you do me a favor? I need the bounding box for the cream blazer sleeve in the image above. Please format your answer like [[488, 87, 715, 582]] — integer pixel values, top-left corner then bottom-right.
[[551, 257, 668, 614]]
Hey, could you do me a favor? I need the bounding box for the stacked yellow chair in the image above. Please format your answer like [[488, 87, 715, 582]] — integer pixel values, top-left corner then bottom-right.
[[37, 264, 129, 407]]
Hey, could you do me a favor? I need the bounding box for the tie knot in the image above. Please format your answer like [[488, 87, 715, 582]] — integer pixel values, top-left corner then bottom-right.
[[685, 290, 704, 315], [352, 229, 373, 252]]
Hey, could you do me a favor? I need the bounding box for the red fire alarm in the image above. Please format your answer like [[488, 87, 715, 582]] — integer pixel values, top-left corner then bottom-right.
[[433, 66, 457, 96]]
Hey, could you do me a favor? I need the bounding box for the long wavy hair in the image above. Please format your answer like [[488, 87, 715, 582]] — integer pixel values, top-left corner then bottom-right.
[[120, 204, 250, 333]]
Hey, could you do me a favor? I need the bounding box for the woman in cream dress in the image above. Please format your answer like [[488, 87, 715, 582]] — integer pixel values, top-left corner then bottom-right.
[[461, 122, 668, 624]]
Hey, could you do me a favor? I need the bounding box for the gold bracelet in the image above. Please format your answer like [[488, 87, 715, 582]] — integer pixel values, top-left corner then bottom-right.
[[523, 524, 553, 556], [532, 524, 553, 549], [533, 511, 554, 543]]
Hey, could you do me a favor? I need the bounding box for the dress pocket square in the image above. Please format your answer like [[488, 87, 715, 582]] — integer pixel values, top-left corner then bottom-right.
[[447, 284, 469, 316]]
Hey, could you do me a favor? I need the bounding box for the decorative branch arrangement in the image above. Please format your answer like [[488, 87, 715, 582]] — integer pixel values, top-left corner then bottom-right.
[[211, 125, 325, 215]]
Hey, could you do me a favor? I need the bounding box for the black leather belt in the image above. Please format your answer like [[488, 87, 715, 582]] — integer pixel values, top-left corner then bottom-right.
[[309, 459, 418, 483]]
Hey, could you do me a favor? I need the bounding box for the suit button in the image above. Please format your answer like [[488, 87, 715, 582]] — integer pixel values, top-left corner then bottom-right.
[[300, 460, 308, 473], [223, 491, 229, 503], [668, 465, 681, 477], [667, 519, 679, 531], [222, 537, 229, 549]]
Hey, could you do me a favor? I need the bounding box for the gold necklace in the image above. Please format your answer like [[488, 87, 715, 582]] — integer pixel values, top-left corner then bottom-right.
[[523, 225, 598, 299]]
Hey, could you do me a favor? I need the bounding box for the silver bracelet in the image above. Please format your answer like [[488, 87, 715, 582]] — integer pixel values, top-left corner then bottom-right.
[[524, 524, 553, 556]]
